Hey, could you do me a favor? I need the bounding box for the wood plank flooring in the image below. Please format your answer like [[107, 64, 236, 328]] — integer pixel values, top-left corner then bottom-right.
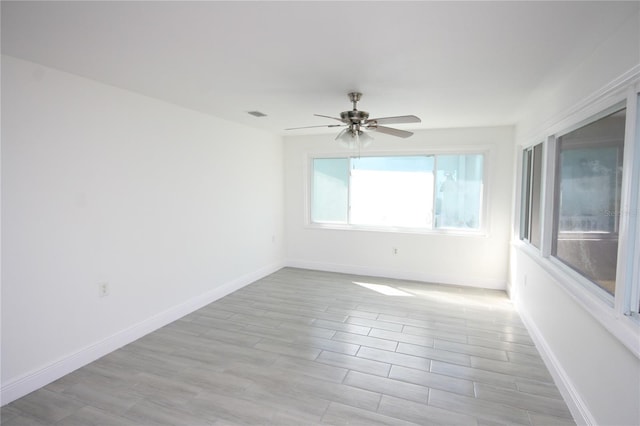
[[1, 268, 575, 425]]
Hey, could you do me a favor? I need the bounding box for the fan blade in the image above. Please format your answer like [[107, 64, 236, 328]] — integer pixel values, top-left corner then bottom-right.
[[365, 115, 421, 125], [367, 125, 414, 138], [314, 114, 344, 122], [285, 124, 344, 130]]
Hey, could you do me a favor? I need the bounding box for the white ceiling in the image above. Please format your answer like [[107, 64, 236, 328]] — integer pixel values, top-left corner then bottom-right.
[[2, 1, 637, 136]]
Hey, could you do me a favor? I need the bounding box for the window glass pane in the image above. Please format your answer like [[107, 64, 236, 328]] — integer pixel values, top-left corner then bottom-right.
[[553, 108, 626, 296], [530, 144, 543, 248], [520, 149, 533, 240], [312, 158, 349, 223], [350, 156, 434, 227], [435, 154, 483, 229]]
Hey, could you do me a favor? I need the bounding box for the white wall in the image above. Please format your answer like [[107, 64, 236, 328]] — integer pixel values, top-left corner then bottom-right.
[[1, 55, 284, 403], [512, 250, 640, 426], [516, 9, 640, 142], [511, 6, 640, 425], [284, 126, 514, 289]]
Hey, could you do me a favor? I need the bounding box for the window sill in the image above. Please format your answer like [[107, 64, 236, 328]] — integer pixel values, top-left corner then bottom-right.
[[307, 222, 489, 237], [514, 240, 640, 358]]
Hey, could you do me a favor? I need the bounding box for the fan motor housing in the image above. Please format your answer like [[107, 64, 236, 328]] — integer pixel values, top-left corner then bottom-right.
[[341, 110, 369, 123]]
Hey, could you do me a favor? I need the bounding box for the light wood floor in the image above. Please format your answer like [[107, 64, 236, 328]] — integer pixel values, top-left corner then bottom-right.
[[1, 268, 575, 425]]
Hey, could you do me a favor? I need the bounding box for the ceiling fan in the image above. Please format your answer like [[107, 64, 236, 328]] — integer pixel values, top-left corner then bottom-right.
[[286, 92, 421, 146]]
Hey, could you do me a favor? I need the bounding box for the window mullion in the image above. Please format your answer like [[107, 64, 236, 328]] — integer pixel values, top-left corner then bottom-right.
[[433, 155, 438, 228], [541, 136, 556, 258], [618, 89, 640, 316], [528, 150, 535, 240], [631, 92, 640, 316], [631, 181, 640, 315], [348, 157, 353, 225]]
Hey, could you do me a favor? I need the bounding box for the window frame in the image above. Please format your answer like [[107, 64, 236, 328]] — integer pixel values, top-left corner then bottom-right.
[[520, 147, 533, 242], [306, 148, 490, 236], [520, 142, 543, 248], [618, 86, 640, 319], [550, 103, 626, 302]]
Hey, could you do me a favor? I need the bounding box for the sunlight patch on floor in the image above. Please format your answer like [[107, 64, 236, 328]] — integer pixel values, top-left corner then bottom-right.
[[352, 281, 415, 297], [416, 290, 513, 310]]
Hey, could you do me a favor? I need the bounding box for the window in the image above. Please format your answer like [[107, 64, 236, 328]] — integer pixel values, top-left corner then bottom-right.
[[552, 107, 626, 297], [516, 85, 640, 353], [520, 143, 543, 248], [311, 154, 484, 231]]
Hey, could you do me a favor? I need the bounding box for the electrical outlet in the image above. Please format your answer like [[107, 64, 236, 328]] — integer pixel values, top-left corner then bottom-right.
[[98, 282, 110, 297], [393, 247, 398, 255]]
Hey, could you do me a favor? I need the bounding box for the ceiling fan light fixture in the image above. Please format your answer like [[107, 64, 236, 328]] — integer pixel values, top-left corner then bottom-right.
[[286, 92, 420, 148], [337, 127, 373, 149]]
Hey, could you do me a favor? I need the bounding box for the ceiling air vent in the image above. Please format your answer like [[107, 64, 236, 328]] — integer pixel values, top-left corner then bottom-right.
[[247, 111, 267, 117]]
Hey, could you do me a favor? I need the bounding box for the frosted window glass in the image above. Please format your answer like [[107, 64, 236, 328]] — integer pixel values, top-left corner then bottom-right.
[[435, 154, 483, 229], [311, 158, 349, 223]]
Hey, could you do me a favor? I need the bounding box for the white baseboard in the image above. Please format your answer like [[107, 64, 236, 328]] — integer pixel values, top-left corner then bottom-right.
[[285, 259, 506, 290], [0, 262, 284, 406], [516, 305, 595, 426]]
